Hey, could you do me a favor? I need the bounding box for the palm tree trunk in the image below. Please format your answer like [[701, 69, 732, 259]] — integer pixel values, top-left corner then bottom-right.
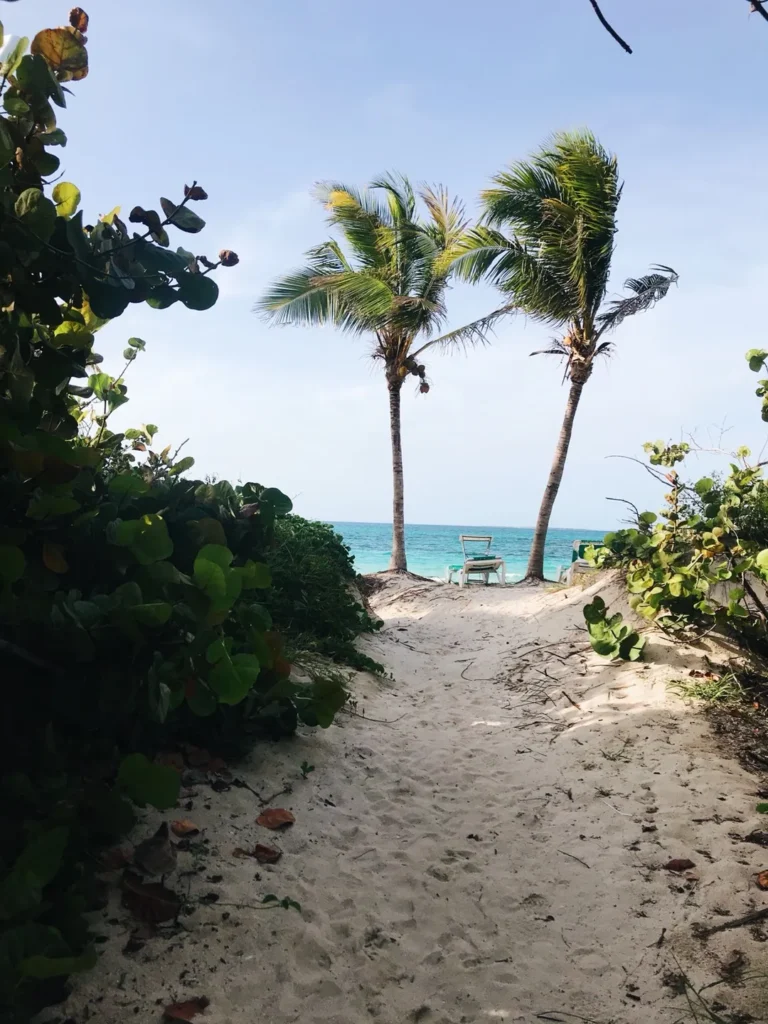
[[525, 380, 585, 581], [388, 378, 407, 571]]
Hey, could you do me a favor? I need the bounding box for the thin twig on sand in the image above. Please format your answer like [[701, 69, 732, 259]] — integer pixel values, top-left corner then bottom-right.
[[695, 905, 768, 938], [557, 849, 592, 870]]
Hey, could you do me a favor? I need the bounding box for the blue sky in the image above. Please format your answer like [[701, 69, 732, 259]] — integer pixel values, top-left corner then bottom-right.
[[16, 1, 768, 529]]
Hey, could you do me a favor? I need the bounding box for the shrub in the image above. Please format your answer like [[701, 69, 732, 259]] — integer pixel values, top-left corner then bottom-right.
[[0, 12, 351, 1019], [264, 516, 383, 673]]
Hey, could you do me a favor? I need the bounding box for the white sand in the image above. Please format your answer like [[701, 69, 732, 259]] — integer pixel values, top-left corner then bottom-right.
[[64, 573, 768, 1023]]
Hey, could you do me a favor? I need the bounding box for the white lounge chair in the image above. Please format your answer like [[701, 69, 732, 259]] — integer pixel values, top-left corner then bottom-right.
[[557, 540, 593, 585], [447, 535, 506, 587]]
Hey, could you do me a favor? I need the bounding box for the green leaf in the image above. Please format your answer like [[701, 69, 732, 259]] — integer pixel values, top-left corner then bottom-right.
[[755, 550, 768, 574], [0, 116, 13, 163], [132, 602, 172, 627], [177, 273, 219, 311], [113, 514, 173, 565], [694, 477, 715, 497], [757, 803, 768, 814], [2, 37, 29, 79], [52, 320, 94, 349], [619, 632, 645, 662], [583, 597, 606, 625], [237, 560, 271, 590], [169, 456, 195, 476], [638, 511, 657, 524], [193, 558, 226, 602], [128, 337, 146, 351], [87, 372, 113, 400], [0, 543, 25, 583], [108, 473, 149, 496], [196, 544, 234, 571], [52, 181, 81, 219], [21, 947, 97, 979], [26, 494, 80, 520], [241, 603, 272, 632], [209, 651, 260, 705], [14, 827, 69, 887], [117, 753, 180, 810], [38, 128, 67, 146], [746, 349, 768, 373], [146, 284, 178, 309], [15, 188, 57, 242], [3, 91, 29, 116], [160, 197, 206, 233], [260, 487, 293, 516]]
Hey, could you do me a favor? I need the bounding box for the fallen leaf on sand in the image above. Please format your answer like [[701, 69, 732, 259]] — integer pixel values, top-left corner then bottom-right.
[[254, 843, 282, 863], [256, 808, 295, 830], [171, 819, 200, 837], [664, 858, 696, 873], [163, 996, 210, 1021], [745, 831, 768, 847], [756, 870, 768, 890], [121, 871, 181, 923], [232, 844, 282, 863]]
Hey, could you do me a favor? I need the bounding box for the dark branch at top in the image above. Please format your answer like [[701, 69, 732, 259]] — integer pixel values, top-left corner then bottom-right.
[[750, 1, 768, 24], [587, 0, 633, 54]]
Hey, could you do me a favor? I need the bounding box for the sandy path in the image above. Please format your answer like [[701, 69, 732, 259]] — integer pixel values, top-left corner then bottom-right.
[[64, 575, 768, 1023]]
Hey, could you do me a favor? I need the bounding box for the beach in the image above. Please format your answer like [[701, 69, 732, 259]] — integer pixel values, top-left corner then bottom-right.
[[63, 573, 767, 1023], [332, 522, 608, 581]]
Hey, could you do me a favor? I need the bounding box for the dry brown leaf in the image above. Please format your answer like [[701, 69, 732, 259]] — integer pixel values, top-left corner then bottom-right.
[[31, 26, 88, 80], [69, 7, 89, 32], [253, 843, 282, 864], [42, 542, 69, 574], [121, 871, 181, 923], [256, 808, 295, 830], [756, 870, 768, 890], [664, 858, 696, 873], [232, 847, 252, 859], [163, 996, 210, 1021], [171, 819, 200, 838]]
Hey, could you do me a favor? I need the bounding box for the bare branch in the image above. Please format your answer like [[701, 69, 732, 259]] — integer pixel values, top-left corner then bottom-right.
[[587, 0, 633, 53], [749, 1, 768, 25]]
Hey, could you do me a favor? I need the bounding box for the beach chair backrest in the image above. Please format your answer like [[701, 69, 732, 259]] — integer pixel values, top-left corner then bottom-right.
[[460, 535, 492, 558]]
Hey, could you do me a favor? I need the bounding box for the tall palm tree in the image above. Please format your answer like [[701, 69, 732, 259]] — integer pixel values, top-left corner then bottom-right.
[[257, 174, 501, 572], [450, 130, 677, 580]]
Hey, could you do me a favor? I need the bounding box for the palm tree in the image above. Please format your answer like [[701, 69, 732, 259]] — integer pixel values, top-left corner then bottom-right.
[[450, 130, 677, 580], [257, 174, 501, 572]]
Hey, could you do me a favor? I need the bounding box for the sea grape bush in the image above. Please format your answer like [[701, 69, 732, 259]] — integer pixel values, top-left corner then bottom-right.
[[0, 11, 349, 1019], [583, 596, 645, 661], [584, 351, 768, 655]]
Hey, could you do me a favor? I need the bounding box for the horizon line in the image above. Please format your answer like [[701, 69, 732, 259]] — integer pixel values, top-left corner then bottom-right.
[[324, 519, 610, 534]]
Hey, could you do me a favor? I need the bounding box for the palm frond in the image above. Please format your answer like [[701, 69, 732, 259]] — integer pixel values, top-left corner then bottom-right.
[[530, 339, 569, 358], [476, 130, 622, 325], [597, 265, 678, 335], [370, 172, 417, 224], [410, 305, 512, 358]]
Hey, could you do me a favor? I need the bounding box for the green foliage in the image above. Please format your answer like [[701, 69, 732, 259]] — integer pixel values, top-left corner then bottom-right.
[[583, 596, 645, 661], [0, 12, 355, 1021], [668, 672, 745, 705], [586, 354, 768, 659], [263, 516, 383, 673]]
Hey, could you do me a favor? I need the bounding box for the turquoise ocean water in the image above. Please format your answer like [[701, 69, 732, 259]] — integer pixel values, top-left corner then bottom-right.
[[330, 522, 608, 582]]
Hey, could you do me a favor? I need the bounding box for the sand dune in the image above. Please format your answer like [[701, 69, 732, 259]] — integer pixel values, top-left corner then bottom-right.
[[63, 573, 768, 1023]]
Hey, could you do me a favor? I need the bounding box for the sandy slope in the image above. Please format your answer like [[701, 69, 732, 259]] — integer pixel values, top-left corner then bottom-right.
[[63, 574, 768, 1024]]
